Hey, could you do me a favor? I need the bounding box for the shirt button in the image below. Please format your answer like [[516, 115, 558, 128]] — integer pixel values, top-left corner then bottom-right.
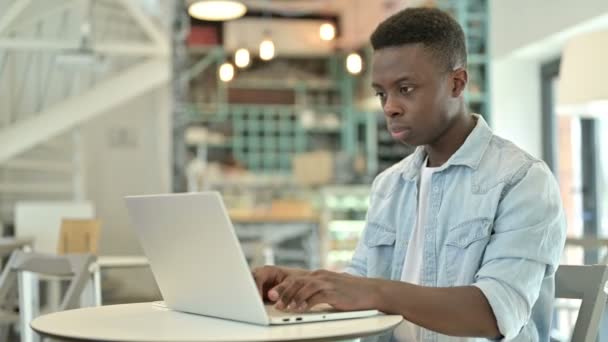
[[433, 187, 439, 192]]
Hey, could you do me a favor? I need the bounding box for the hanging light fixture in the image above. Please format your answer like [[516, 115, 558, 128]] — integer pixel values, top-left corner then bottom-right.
[[234, 48, 250, 68], [319, 22, 336, 41], [345, 0, 363, 75], [188, 0, 247, 21], [259, 33, 275, 61], [346, 52, 362, 74], [219, 62, 235, 82]]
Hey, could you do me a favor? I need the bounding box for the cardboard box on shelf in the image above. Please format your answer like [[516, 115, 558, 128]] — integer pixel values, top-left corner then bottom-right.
[[292, 150, 334, 186], [229, 201, 319, 222], [270, 199, 315, 217]]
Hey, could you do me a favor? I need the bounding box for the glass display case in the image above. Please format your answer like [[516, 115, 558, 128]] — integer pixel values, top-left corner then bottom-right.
[[319, 185, 370, 271]]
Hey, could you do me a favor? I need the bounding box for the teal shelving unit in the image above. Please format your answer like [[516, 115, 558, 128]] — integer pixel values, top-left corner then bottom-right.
[[185, 52, 358, 175], [189, 104, 308, 173], [437, 0, 491, 123]]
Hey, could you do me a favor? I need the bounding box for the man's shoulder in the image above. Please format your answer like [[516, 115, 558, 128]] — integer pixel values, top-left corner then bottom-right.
[[480, 134, 550, 186]]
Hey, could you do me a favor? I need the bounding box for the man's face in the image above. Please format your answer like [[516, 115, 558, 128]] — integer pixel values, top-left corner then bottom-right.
[[371, 44, 463, 146]]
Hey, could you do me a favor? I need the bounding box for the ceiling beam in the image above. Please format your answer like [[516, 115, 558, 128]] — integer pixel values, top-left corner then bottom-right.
[[95, 42, 169, 57], [0, 39, 168, 57], [5, 0, 74, 36], [0, 58, 169, 163], [0, 182, 72, 194], [0, 39, 75, 50], [2, 159, 73, 173], [117, 0, 169, 54], [0, 0, 31, 36]]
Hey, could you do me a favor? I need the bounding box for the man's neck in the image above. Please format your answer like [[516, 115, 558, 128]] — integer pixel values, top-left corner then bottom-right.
[[424, 113, 476, 168]]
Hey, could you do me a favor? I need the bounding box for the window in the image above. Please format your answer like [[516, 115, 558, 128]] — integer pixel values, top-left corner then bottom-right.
[[542, 58, 608, 339]]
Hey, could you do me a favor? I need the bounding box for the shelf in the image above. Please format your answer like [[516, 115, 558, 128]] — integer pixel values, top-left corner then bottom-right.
[[467, 92, 486, 103], [205, 142, 233, 148], [467, 12, 486, 21], [468, 54, 488, 65], [230, 210, 320, 223], [328, 220, 366, 233], [231, 79, 338, 91], [303, 127, 341, 134]]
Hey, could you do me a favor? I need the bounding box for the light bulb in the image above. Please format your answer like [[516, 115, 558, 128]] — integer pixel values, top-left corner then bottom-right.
[[259, 38, 275, 61], [319, 22, 336, 41], [234, 48, 250, 68], [346, 53, 362, 74], [188, 1, 247, 21], [219, 62, 234, 82]]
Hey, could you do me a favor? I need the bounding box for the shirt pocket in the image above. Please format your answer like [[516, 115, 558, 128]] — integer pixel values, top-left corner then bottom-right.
[[363, 222, 397, 279], [444, 218, 492, 286]]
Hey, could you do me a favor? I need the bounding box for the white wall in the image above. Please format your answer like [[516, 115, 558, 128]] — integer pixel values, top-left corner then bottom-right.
[[79, 83, 170, 301], [491, 59, 542, 157], [491, 0, 608, 59], [83, 85, 171, 256], [489, 0, 608, 158]]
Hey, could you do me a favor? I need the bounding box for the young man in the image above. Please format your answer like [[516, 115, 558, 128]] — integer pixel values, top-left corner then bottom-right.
[[253, 7, 566, 341]]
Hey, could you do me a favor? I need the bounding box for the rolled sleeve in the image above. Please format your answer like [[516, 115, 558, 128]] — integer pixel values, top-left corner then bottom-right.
[[474, 260, 546, 340], [473, 162, 566, 340]]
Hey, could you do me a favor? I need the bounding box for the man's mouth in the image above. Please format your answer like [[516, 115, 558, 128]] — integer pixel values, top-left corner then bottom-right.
[[389, 126, 411, 139]]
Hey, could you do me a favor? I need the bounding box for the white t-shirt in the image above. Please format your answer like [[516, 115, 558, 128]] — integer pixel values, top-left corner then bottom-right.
[[393, 159, 438, 341], [392, 160, 472, 342]]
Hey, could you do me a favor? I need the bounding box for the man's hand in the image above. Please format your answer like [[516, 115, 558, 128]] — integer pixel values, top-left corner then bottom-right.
[[259, 267, 500, 338], [269, 269, 380, 312], [251, 266, 310, 302]]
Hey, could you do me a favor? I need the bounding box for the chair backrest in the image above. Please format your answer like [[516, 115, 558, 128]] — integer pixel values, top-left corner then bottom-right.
[[15, 201, 94, 254], [555, 264, 608, 342], [57, 219, 101, 255]]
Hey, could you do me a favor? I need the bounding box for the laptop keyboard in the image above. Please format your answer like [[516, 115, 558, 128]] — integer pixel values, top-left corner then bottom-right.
[[153, 301, 339, 317], [265, 303, 339, 317]]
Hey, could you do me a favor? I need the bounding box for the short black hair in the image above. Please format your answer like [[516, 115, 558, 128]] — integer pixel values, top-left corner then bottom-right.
[[370, 7, 467, 71]]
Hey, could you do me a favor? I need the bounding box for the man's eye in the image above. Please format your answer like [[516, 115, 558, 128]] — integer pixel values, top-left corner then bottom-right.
[[400, 86, 414, 95], [375, 92, 386, 99]]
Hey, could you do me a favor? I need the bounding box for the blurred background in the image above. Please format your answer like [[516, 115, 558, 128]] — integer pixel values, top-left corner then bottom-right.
[[0, 0, 606, 341]]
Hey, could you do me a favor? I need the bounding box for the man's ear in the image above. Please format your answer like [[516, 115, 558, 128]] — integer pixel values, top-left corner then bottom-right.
[[451, 68, 468, 97]]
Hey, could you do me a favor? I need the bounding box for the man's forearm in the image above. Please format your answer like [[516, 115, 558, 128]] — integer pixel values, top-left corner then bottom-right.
[[372, 279, 501, 338]]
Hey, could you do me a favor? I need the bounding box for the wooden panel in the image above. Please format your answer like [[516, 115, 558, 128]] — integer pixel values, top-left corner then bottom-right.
[[227, 88, 295, 105], [187, 26, 220, 46]]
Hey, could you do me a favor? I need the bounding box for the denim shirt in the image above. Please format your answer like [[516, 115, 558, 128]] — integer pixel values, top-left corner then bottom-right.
[[345, 115, 567, 342]]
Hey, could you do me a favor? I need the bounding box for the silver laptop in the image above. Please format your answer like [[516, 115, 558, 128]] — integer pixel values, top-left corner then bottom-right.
[[125, 192, 379, 325]]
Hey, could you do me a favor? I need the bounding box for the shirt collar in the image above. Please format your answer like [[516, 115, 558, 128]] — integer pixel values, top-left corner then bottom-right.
[[401, 114, 493, 181]]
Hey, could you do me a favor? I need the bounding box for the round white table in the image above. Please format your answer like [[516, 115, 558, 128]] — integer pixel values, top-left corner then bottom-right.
[[31, 302, 403, 342]]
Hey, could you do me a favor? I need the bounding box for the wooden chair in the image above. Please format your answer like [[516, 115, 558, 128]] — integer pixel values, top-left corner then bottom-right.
[[57, 219, 101, 255]]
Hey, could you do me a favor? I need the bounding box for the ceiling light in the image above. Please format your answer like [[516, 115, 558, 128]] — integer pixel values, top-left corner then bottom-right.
[[320, 22, 336, 41], [346, 53, 362, 75], [188, 0, 247, 21], [259, 38, 275, 61], [234, 48, 250, 68], [219, 62, 235, 82]]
